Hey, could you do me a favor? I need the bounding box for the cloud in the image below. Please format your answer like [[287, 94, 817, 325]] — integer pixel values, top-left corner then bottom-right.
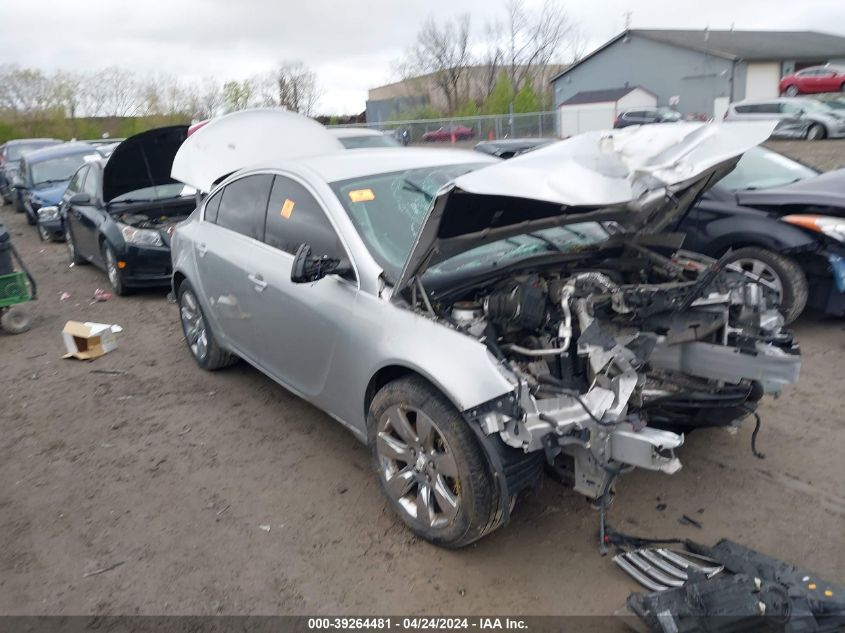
[[1, 0, 843, 113]]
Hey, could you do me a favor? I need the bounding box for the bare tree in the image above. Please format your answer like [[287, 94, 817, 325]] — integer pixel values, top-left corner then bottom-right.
[[222, 79, 255, 112], [479, 21, 505, 101], [402, 14, 473, 114], [274, 61, 320, 116], [94, 67, 142, 117], [504, 0, 571, 91]]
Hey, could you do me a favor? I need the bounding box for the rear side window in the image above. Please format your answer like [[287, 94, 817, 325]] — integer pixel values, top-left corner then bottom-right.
[[734, 105, 752, 113], [215, 174, 274, 240], [204, 191, 222, 223], [264, 175, 341, 258]]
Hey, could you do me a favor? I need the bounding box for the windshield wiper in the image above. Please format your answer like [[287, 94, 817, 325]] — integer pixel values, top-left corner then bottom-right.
[[35, 179, 68, 186], [402, 178, 433, 201], [525, 232, 563, 252]]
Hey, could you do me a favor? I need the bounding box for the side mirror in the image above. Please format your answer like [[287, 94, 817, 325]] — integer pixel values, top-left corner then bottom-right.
[[290, 243, 350, 284], [69, 192, 91, 205]]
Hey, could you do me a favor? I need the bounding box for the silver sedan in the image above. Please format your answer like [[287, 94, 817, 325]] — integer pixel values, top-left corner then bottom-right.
[[170, 110, 799, 547]]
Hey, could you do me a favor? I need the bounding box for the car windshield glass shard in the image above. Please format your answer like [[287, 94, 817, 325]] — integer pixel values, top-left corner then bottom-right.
[[718, 146, 818, 191], [332, 163, 488, 279]]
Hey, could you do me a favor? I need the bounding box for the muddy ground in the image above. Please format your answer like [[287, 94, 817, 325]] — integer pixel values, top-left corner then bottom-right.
[[1, 140, 843, 620]]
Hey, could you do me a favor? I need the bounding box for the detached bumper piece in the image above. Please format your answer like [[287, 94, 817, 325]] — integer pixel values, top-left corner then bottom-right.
[[624, 539, 845, 633]]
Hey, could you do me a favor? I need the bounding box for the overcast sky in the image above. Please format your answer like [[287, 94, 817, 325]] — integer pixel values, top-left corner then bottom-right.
[[2, 0, 844, 114]]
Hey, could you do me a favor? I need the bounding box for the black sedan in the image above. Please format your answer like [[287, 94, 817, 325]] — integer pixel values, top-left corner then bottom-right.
[[670, 145, 845, 323], [474, 139, 845, 322], [61, 125, 194, 295]]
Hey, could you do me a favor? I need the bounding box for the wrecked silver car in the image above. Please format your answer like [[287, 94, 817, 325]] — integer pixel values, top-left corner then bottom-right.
[[169, 110, 799, 547]]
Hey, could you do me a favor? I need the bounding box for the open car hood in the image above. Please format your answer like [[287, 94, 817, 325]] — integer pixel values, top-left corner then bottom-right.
[[103, 125, 188, 204], [393, 121, 776, 296], [171, 108, 344, 192]]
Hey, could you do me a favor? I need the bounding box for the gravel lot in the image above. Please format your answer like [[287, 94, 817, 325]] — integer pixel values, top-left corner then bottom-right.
[[1, 140, 843, 620]]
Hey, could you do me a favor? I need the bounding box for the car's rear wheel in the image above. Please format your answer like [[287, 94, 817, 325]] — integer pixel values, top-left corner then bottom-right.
[[368, 376, 498, 548], [806, 123, 826, 141], [784, 85, 800, 97], [65, 226, 86, 265], [102, 243, 129, 296], [725, 247, 808, 324], [177, 281, 238, 370]]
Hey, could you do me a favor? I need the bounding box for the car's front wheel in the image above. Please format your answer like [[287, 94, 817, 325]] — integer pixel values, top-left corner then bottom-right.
[[102, 243, 129, 296], [806, 123, 826, 140], [784, 84, 800, 97], [177, 281, 238, 370], [37, 222, 51, 242], [725, 247, 808, 324], [368, 376, 498, 548]]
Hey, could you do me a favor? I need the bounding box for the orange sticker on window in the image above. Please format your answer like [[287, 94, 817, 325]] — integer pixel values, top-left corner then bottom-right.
[[348, 188, 375, 202], [280, 199, 295, 219]]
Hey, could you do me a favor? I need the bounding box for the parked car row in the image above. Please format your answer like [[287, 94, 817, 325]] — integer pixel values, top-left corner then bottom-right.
[[3, 110, 838, 549]]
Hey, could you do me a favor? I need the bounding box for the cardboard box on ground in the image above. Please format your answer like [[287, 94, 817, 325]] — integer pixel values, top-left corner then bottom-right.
[[62, 321, 123, 360]]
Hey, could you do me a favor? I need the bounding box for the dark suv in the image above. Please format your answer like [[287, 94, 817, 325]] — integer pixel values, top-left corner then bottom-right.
[[614, 107, 682, 128]]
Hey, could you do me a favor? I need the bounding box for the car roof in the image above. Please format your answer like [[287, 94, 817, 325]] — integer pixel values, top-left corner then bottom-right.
[[328, 127, 386, 138], [290, 147, 498, 182], [22, 142, 101, 163], [4, 138, 62, 146]]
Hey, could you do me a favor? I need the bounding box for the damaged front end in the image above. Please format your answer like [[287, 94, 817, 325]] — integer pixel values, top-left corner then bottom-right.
[[393, 121, 800, 514], [457, 242, 799, 504]]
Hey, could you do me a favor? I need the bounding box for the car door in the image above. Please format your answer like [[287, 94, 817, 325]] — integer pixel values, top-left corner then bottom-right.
[[250, 174, 358, 399], [192, 173, 274, 361], [817, 68, 839, 93], [76, 164, 105, 260], [65, 165, 96, 260], [778, 102, 810, 137]]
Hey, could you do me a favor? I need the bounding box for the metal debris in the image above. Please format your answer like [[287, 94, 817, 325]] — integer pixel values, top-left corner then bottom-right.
[[613, 548, 724, 592]]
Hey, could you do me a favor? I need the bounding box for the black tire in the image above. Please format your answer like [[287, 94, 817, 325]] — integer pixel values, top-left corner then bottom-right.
[[37, 222, 51, 242], [806, 123, 826, 141], [1, 307, 33, 334], [725, 247, 808, 324], [176, 280, 238, 370], [65, 226, 86, 265], [102, 243, 130, 296], [25, 208, 36, 226], [368, 376, 499, 548], [13, 194, 25, 213]]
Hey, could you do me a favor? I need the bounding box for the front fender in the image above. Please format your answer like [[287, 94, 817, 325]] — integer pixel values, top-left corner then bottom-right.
[[705, 216, 818, 256]]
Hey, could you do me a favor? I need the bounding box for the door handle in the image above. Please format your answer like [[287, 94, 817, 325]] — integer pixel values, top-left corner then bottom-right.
[[248, 273, 267, 292], [196, 243, 208, 257]]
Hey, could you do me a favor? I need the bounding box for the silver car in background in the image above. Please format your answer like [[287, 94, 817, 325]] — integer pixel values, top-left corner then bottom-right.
[[169, 110, 800, 547], [725, 97, 845, 140]]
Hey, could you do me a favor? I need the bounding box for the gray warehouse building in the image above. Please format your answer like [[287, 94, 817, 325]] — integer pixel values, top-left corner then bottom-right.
[[551, 29, 845, 119]]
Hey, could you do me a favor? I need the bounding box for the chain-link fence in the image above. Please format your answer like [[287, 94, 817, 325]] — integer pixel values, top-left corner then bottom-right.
[[329, 111, 559, 144]]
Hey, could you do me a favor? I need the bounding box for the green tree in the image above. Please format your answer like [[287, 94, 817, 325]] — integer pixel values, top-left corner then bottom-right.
[[453, 100, 480, 118], [482, 73, 514, 115], [513, 82, 540, 113]]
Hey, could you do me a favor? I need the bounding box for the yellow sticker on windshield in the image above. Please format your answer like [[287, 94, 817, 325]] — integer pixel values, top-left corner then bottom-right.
[[281, 199, 295, 219], [349, 188, 375, 202]]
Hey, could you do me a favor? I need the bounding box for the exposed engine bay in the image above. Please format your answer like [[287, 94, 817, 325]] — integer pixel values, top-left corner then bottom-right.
[[118, 210, 191, 230], [416, 240, 801, 502]]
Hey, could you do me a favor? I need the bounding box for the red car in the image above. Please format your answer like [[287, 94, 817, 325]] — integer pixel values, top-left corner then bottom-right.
[[420, 125, 473, 142], [779, 65, 845, 96]]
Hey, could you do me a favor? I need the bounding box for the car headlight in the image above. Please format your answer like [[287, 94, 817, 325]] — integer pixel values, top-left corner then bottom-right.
[[119, 223, 163, 246], [37, 205, 60, 221], [782, 215, 845, 242]]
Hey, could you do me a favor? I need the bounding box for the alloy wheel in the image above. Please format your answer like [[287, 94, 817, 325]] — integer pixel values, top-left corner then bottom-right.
[[104, 247, 120, 288], [734, 257, 784, 298], [806, 125, 824, 141], [179, 290, 209, 361], [785, 85, 799, 97], [376, 405, 461, 529]]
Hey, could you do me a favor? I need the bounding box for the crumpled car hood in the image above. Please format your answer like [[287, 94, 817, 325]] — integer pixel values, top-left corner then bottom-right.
[[393, 121, 776, 296], [171, 108, 344, 193], [29, 182, 68, 205]]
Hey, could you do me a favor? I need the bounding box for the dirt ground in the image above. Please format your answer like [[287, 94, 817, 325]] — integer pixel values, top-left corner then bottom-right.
[[1, 140, 844, 620]]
